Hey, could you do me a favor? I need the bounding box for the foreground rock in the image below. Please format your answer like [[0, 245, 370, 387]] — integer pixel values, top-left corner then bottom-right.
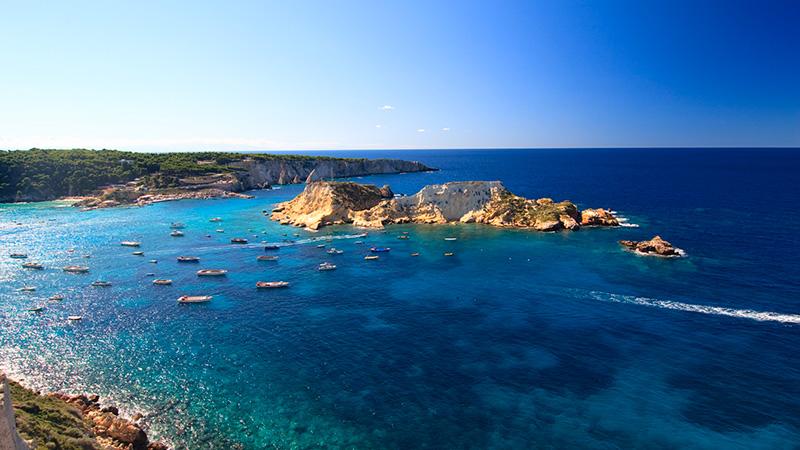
[[619, 236, 685, 257], [8, 378, 167, 450], [272, 180, 619, 231]]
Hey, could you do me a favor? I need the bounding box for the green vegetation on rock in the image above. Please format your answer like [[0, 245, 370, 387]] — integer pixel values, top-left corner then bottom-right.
[[0, 148, 355, 202], [9, 381, 99, 450]]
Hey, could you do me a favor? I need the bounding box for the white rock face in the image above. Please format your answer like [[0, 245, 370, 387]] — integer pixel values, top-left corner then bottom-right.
[[394, 181, 504, 221]]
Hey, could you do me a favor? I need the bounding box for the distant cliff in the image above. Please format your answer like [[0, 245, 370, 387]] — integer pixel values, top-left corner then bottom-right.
[[0, 149, 434, 204], [271, 180, 620, 231]]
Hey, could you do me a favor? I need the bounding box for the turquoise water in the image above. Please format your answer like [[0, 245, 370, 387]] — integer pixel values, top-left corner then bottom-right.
[[2, 149, 799, 448]]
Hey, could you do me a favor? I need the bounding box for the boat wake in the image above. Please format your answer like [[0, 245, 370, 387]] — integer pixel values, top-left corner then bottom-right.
[[259, 232, 369, 248], [588, 291, 800, 324]]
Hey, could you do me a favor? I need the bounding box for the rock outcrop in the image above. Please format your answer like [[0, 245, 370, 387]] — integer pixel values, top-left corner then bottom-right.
[[272, 180, 620, 232], [581, 208, 620, 226], [47, 392, 167, 450], [619, 236, 685, 257]]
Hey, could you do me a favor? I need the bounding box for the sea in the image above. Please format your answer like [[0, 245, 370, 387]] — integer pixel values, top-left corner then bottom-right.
[[1, 148, 799, 449]]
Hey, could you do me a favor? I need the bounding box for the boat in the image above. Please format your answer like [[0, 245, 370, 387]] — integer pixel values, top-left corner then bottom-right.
[[152, 279, 173, 285], [145, 273, 155, 276], [316, 244, 326, 248], [83, 254, 92, 259], [264, 245, 280, 250], [178, 295, 212, 303], [410, 252, 420, 257], [49, 294, 64, 301], [231, 238, 248, 244], [216, 229, 225, 233], [91, 281, 112, 287], [257, 255, 279, 261], [28, 306, 44, 312], [370, 247, 391, 253], [121, 241, 141, 247], [444, 252, 455, 256], [170, 222, 185, 229], [327, 248, 344, 255], [398, 235, 409, 240], [364, 255, 379, 260], [63, 265, 89, 273], [177, 256, 200, 263], [132, 251, 144, 256], [9, 253, 28, 259], [170, 230, 184, 237], [22, 262, 44, 269], [209, 217, 222, 222], [354, 241, 363, 245], [197, 269, 227, 277], [318, 262, 337, 271], [256, 281, 290, 289], [68, 315, 82, 321], [18, 286, 36, 292], [444, 237, 457, 241], [149, 259, 158, 264]]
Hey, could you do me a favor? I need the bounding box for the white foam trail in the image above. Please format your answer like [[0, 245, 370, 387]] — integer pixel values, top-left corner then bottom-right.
[[589, 291, 800, 324]]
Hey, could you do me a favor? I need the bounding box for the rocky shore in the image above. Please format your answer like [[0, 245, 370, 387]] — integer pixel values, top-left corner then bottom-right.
[[67, 157, 433, 210], [7, 378, 167, 450], [619, 235, 685, 257], [73, 187, 255, 210], [271, 180, 620, 231]]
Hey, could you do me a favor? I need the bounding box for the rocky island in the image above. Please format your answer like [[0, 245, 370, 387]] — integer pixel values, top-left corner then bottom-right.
[[0, 149, 434, 208], [619, 236, 685, 257], [271, 180, 620, 231]]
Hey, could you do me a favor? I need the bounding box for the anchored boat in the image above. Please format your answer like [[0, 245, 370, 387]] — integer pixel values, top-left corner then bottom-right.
[[256, 281, 290, 289], [22, 262, 44, 269], [170, 230, 184, 237], [152, 279, 173, 285], [257, 255, 279, 261], [177, 256, 200, 263], [63, 265, 89, 273], [178, 295, 212, 303], [91, 281, 112, 287], [370, 247, 391, 253], [10, 253, 28, 259], [49, 295, 64, 301], [318, 262, 337, 271], [231, 238, 248, 244], [364, 255, 379, 260], [197, 269, 227, 277], [120, 241, 141, 247]]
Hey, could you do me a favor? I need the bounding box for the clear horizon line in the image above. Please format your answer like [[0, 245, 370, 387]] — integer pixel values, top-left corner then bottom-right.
[[3, 145, 800, 153]]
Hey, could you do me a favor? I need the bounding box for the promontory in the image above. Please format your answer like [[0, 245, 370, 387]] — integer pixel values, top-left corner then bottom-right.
[[271, 180, 620, 231], [0, 149, 434, 206]]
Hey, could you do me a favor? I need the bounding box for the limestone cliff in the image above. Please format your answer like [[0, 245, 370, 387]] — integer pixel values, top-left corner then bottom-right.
[[271, 181, 620, 231], [69, 157, 432, 209]]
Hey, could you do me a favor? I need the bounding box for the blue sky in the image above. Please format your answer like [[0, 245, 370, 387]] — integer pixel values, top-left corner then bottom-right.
[[1, 0, 798, 151]]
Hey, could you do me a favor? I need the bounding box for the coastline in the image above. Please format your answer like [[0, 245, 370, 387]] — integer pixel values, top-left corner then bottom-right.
[[4, 373, 168, 450]]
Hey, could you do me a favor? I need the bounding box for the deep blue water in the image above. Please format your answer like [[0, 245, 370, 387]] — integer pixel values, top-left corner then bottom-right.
[[1, 148, 799, 449]]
